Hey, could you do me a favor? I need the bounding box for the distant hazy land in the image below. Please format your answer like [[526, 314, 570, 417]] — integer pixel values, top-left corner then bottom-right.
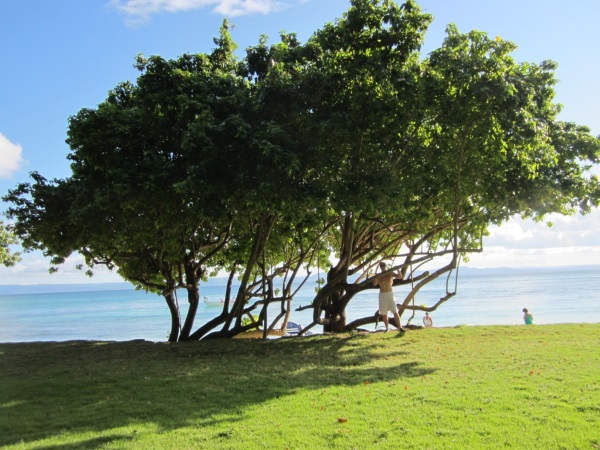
[[1, 265, 598, 295]]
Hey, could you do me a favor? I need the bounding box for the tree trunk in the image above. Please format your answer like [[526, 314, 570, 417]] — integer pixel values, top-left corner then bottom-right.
[[323, 309, 347, 332], [322, 289, 348, 333], [179, 285, 199, 341], [227, 215, 275, 331], [164, 291, 180, 342]]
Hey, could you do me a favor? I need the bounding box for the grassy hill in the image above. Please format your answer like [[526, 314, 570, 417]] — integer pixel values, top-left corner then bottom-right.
[[1, 324, 598, 449]]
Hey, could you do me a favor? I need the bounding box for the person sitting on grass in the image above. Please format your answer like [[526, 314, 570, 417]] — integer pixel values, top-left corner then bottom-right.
[[372, 261, 405, 332], [423, 312, 433, 327], [523, 308, 534, 325]]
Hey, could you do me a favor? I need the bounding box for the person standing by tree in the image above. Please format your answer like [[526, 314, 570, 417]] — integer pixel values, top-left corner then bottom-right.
[[373, 262, 405, 332], [523, 308, 534, 325]]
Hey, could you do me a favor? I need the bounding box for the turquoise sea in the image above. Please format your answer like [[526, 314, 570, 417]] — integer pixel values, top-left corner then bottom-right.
[[0, 266, 598, 343]]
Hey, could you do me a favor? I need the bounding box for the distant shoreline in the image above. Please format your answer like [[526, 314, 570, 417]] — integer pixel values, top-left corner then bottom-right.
[[1, 264, 598, 296]]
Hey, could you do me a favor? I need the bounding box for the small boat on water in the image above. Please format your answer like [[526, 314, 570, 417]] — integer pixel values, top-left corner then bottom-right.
[[285, 321, 303, 336], [203, 296, 224, 306]]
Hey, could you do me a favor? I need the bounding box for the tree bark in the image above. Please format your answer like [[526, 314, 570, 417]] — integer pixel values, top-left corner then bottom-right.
[[164, 291, 180, 342], [179, 285, 199, 341]]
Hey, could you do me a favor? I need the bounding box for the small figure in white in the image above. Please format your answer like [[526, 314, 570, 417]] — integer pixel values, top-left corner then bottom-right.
[[423, 312, 433, 328]]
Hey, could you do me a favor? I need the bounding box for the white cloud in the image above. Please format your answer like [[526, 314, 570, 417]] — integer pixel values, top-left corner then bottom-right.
[[466, 209, 600, 268], [488, 220, 534, 241], [110, 0, 289, 23], [486, 210, 600, 249], [0, 252, 123, 285], [0, 133, 25, 179], [213, 0, 284, 16], [466, 245, 600, 269]]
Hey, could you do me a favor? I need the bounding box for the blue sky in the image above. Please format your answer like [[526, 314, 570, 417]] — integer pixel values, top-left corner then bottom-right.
[[1, 0, 599, 284]]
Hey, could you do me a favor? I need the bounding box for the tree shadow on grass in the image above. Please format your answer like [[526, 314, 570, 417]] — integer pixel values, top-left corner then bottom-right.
[[36, 435, 133, 450], [0, 333, 437, 448]]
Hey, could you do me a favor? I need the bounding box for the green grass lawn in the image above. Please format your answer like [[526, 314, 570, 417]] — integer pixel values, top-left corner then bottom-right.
[[1, 324, 599, 449]]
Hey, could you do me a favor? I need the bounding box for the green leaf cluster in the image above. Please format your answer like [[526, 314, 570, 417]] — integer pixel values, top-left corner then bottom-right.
[[0, 220, 20, 267]]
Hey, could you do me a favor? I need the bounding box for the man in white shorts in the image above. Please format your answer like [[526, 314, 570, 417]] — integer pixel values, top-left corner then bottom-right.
[[373, 261, 405, 332]]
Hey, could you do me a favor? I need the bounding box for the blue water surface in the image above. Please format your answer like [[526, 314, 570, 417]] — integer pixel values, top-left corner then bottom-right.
[[0, 267, 598, 342]]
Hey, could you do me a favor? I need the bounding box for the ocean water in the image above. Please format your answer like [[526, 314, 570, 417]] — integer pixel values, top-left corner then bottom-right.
[[0, 267, 598, 343]]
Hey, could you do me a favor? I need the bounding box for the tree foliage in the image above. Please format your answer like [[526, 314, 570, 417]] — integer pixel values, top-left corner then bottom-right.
[[4, 0, 600, 339], [0, 220, 20, 267]]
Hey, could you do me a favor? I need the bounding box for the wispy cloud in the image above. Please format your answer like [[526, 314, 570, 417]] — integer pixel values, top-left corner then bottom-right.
[[1, 253, 123, 285], [466, 244, 600, 269], [0, 133, 25, 179], [487, 211, 600, 249], [109, 0, 291, 24], [466, 209, 600, 268]]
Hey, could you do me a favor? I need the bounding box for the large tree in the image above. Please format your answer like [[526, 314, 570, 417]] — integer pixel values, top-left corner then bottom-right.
[[247, 0, 598, 333], [4, 21, 325, 341], [297, 9, 600, 333], [4, 23, 245, 341], [5, 0, 599, 340]]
